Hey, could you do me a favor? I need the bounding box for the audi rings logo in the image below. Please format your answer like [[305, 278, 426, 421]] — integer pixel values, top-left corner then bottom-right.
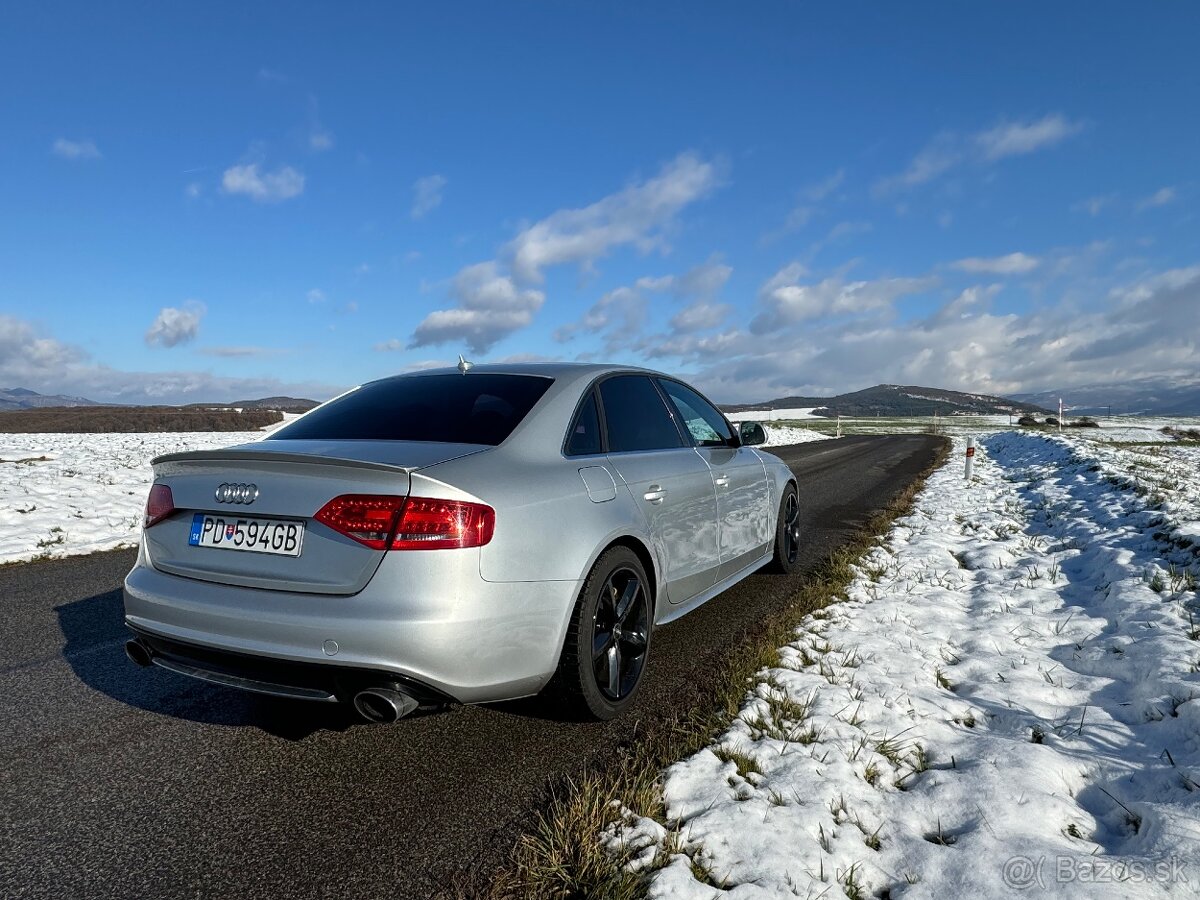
[[215, 482, 259, 504]]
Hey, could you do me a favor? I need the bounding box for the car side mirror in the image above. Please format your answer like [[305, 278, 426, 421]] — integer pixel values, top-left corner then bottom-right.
[[739, 421, 767, 446]]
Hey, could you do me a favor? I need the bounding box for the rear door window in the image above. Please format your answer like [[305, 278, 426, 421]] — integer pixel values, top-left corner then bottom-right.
[[598, 375, 685, 453], [657, 379, 734, 447], [270, 374, 553, 446]]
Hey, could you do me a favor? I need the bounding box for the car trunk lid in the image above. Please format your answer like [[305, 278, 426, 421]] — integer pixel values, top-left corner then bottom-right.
[[144, 440, 488, 594]]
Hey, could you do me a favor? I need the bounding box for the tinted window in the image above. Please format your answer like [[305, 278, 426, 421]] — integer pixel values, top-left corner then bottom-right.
[[599, 375, 685, 453], [270, 374, 553, 446], [658, 379, 734, 447], [566, 390, 603, 455]]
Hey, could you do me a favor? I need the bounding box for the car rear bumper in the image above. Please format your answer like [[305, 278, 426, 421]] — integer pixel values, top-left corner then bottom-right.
[[125, 628, 458, 705], [123, 553, 581, 704]]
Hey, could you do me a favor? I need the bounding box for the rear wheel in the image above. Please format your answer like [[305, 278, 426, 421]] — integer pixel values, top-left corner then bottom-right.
[[549, 546, 652, 720], [766, 482, 800, 574]]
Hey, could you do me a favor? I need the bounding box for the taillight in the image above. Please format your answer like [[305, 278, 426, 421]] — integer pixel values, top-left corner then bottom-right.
[[144, 483, 175, 528], [312, 495, 495, 551], [390, 498, 495, 550], [313, 495, 407, 550]]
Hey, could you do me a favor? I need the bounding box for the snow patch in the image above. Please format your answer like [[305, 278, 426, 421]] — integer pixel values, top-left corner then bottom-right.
[[0, 431, 262, 564], [611, 432, 1200, 899]]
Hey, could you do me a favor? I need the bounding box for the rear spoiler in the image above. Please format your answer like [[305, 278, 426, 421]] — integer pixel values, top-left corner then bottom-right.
[[151, 449, 417, 475]]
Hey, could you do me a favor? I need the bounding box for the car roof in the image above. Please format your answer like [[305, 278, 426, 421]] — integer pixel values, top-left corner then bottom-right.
[[369, 361, 666, 387]]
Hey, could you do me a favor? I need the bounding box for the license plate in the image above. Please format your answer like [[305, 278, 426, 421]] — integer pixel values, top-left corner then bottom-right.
[[188, 513, 305, 557]]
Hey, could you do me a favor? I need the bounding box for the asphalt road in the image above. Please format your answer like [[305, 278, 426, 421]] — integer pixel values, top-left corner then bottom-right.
[[0, 434, 943, 900]]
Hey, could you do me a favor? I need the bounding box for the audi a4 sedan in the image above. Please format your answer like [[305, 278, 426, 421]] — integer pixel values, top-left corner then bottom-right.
[[123, 363, 800, 721]]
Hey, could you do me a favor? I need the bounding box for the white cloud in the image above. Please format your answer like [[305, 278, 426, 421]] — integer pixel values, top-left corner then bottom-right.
[[656, 263, 1200, 404], [974, 114, 1083, 161], [411, 174, 448, 219], [554, 286, 647, 351], [876, 115, 1082, 195], [804, 169, 845, 203], [197, 346, 283, 358], [409, 153, 721, 352], [556, 259, 734, 352], [374, 339, 405, 352], [952, 252, 1039, 275], [785, 205, 818, 229], [1074, 194, 1115, 217], [636, 260, 732, 300], [306, 288, 325, 304], [52, 138, 100, 160], [1138, 186, 1176, 211], [409, 261, 545, 354], [306, 96, 334, 151], [673, 259, 732, 299], [184, 182, 202, 199], [749, 264, 935, 332], [1, 313, 338, 403], [145, 302, 205, 348], [508, 152, 719, 282], [670, 301, 731, 333], [221, 164, 305, 203], [874, 133, 960, 194], [0, 315, 86, 375], [780, 170, 846, 233]]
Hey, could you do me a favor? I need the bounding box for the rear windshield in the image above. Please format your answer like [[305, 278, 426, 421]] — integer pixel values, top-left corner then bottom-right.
[[269, 374, 553, 446]]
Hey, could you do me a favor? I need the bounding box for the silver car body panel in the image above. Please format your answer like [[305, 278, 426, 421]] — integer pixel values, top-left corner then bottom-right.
[[604, 447, 721, 603], [124, 362, 797, 704]]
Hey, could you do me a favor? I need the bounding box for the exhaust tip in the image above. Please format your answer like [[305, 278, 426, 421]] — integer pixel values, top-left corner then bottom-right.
[[353, 688, 419, 723], [125, 639, 153, 668]]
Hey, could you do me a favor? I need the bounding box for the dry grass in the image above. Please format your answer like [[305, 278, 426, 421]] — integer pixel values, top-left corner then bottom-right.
[[440, 437, 951, 900]]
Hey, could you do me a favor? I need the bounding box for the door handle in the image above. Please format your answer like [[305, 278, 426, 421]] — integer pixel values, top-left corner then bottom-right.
[[643, 485, 667, 503], [714, 474, 730, 487]]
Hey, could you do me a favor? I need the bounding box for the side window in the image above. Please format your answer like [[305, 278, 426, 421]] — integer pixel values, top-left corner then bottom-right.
[[599, 375, 685, 453], [657, 379, 734, 447], [566, 390, 603, 455]]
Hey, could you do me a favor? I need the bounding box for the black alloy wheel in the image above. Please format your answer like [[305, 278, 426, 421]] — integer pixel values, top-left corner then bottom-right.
[[767, 483, 801, 574], [549, 546, 653, 719], [591, 565, 650, 701]]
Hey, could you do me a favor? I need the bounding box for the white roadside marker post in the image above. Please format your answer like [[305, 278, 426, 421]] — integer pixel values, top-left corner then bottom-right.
[[965, 436, 975, 481], [837, 415, 842, 438], [1059, 398, 1063, 433]]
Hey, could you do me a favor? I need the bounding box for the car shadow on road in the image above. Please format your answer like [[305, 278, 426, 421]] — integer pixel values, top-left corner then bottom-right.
[[55, 586, 372, 740]]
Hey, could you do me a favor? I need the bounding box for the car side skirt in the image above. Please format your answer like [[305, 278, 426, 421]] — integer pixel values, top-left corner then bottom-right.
[[654, 547, 772, 627]]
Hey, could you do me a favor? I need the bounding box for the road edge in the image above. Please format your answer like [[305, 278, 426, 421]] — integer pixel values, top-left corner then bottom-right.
[[439, 436, 951, 900]]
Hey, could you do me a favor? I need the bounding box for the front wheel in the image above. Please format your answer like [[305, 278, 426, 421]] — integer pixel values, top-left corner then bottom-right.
[[548, 546, 652, 720], [766, 482, 801, 574]]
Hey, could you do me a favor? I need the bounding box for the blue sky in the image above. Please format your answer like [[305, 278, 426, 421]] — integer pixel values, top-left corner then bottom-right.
[[1, 2, 1196, 404]]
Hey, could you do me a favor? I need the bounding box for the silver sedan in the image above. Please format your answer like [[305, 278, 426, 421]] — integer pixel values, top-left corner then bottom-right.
[[123, 363, 800, 721]]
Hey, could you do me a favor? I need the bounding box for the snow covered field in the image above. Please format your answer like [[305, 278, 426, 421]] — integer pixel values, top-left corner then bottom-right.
[[761, 424, 832, 447], [0, 421, 828, 565], [0, 431, 266, 565], [612, 432, 1200, 898], [728, 407, 824, 422]]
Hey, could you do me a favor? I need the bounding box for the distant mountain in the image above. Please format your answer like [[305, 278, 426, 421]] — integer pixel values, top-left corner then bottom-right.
[[186, 396, 320, 413], [1011, 377, 1200, 417], [0, 387, 101, 411], [722, 384, 1051, 418]]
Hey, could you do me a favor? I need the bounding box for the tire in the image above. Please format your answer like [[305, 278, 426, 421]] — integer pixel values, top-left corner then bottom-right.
[[766, 482, 801, 574], [548, 546, 653, 720]]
